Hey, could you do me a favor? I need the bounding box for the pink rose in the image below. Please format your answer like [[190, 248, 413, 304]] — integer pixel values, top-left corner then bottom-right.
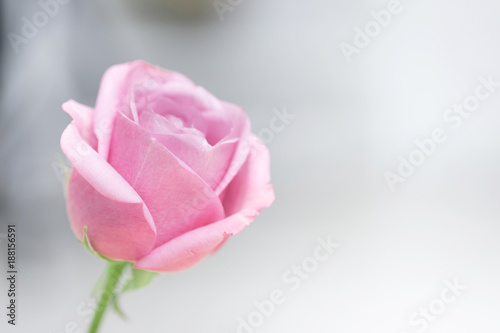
[[60, 60, 274, 272]]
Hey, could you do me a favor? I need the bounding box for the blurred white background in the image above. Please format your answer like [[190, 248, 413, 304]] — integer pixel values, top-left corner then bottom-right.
[[1, 0, 500, 332]]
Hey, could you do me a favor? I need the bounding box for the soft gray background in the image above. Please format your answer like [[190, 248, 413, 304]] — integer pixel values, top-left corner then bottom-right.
[[1, 0, 500, 332]]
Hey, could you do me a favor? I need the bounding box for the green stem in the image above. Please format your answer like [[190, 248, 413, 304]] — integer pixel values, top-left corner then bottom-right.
[[88, 261, 128, 333]]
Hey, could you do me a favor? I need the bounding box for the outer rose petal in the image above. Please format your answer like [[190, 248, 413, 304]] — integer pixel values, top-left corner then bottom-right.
[[61, 122, 156, 261], [220, 134, 274, 216], [209, 102, 251, 196], [108, 113, 226, 247], [94, 61, 155, 160], [134, 134, 275, 272], [62, 100, 97, 149]]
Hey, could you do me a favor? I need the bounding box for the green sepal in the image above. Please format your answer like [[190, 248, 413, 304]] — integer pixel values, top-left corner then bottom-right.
[[82, 226, 112, 261], [123, 268, 158, 292], [108, 267, 157, 318], [82, 226, 157, 320]]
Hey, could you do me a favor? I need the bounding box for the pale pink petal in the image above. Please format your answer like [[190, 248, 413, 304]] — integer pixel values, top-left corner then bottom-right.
[[211, 102, 251, 195], [154, 134, 237, 191], [133, 212, 252, 272], [60, 122, 156, 261], [221, 134, 275, 216], [152, 82, 222, 113], [143, 99, 251, 193], [94, 60, 194, 159], [146, 96, 208, 136], [62, 100, 97, 149], [67, 171, 156, 261], [134, 134, 274, 272], [107, 113, 226, 247]]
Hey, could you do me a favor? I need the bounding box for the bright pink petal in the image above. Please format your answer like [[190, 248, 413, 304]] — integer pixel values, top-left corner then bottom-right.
[[107, 113, 226, 247], [60, 122, 156, 261], [134, 134, 274, 272]]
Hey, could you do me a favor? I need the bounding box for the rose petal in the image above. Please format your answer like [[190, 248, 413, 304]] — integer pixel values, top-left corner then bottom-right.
[[60, 122, 156, 261], [134, 134, 274, 272], [154, 133, 237, 191], [108, 113, 226, 247], [133, 212, 251, 272], [211, 102, 251, 196], [94, 60, 204, 159], [145, 96, 208, 136], [221, 134, 274, 215], [62, 100, 97, 149], [151, 81, 222, 113]]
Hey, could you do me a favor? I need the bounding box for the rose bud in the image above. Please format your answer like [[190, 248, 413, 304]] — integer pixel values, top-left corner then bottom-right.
[[60, 60, 274, 272]]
